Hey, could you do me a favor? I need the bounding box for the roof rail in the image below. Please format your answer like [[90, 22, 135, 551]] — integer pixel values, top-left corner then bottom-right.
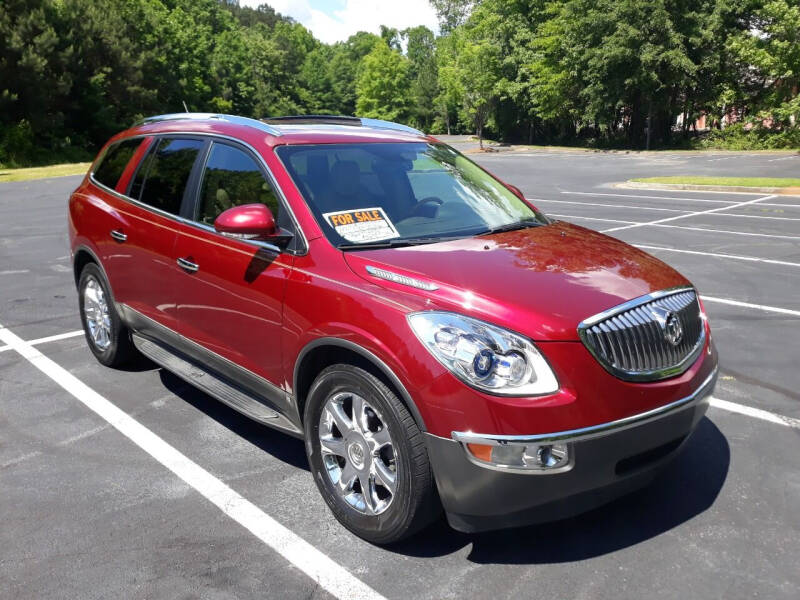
[[134, 113, 283, 136], [263, 114, 424, 135], [263, 115, 362, 126], [359, 118, 423, 136], [134, 113, 424, 137]]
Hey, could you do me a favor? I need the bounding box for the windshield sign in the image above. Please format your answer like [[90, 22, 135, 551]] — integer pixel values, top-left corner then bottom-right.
[[275, 142, 549, 249]]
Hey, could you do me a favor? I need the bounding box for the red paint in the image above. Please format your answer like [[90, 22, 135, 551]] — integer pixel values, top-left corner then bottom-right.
[[69, 116, 717, 440], [214, 204, 277, 237]]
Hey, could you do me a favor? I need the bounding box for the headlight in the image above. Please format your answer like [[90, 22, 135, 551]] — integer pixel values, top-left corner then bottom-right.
[[407, 311, 559, 396]]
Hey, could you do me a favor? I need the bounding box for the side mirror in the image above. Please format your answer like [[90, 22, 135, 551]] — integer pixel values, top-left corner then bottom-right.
[[505, 183, 541, 212], [214, 204, 290, 245], [505, 183, 525, 200]]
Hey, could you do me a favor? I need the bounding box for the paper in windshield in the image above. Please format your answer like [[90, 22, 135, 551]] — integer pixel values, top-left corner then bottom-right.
[[322, 207, 401, 244]]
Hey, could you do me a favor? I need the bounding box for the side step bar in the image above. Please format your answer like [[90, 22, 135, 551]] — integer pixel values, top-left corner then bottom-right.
[[132, 334, 282, 425]]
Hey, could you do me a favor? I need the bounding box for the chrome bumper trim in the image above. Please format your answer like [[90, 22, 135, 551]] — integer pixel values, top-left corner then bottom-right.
[[452, 366, 717, 447]]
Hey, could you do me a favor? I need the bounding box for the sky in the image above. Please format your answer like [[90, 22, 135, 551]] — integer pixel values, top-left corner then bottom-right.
[[240, 0, 439, 44]]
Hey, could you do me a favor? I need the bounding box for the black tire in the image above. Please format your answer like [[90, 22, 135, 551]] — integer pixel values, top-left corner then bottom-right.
[[78, 263, 138, 367], [304, 364, 440, 544]]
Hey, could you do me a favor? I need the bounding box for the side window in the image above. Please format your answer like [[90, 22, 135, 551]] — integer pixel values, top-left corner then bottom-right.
[[196, 143, 280, 225], [137, 138, 204, 215], [93, 138, 142, 189]]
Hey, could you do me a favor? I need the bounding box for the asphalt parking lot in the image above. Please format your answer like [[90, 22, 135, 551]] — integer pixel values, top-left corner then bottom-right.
[[2, 148, 799, 599]]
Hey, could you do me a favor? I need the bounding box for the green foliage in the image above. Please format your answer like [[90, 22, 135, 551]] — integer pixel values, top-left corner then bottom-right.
[[434, 0, 799, 149], [2, 0, 798, 166], [355, 42, 412, 121], [700, 122, 800, 150]]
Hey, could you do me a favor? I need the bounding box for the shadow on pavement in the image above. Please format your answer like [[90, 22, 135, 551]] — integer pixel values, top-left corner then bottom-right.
[[153, 365, 729, 563], [158, 368, 309, 472], [392, 416, 730, 563]]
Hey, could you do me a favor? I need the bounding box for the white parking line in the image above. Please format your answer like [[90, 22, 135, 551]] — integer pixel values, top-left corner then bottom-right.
[[0, 324, 387, 600], [633, 244, 800, 268], [529, 198, 691, 213], [602, 195, 776, 233], [0, 329, 84, 353], [537, 197, 800, 220], [0, 269, 31, 275], [549, 213, 800, 240], [562, 191, 742, 203], [700, 296, 800, 317], [710, 397, 800, 429]]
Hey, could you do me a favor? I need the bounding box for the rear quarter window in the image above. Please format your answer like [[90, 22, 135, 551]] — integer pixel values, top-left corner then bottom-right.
[[92, 138, 143, 189]]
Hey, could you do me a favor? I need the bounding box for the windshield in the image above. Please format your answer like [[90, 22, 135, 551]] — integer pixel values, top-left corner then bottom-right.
[[275, 142, 549, 249]]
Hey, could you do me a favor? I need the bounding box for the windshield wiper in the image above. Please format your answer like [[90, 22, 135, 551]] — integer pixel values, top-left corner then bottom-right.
[[338, 237, 446, 251], [477, 218, 543, 236]]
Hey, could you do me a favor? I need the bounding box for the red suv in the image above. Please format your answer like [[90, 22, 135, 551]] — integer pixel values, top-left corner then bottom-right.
[[69, 114, 718, 543]]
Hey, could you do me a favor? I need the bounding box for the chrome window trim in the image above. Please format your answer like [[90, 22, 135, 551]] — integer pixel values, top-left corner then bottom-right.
[[577, 286, 706, 382], [452, 366, 717, 450], [89, 131, 308, 256]]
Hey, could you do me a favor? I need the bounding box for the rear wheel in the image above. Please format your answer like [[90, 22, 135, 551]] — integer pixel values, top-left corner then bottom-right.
[[78, 263, 137, 367], [304, 364, 439, 544]]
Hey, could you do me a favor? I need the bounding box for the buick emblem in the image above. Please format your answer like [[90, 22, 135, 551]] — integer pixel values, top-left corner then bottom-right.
[[663, 312, 684, 346]]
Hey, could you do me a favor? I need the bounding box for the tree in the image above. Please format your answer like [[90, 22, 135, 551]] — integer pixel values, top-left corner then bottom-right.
[[355, 42, 412, 122], [431, 0, 479, 34], [728, 0, 800, 128], [403, 25, 439, 130]]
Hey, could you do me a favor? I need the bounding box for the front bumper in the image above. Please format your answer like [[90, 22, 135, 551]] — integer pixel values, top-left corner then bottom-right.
[[426, 367, 717, 533]]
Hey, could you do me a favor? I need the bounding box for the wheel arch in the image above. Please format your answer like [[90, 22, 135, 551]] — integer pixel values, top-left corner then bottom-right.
[[293, 338, 427, 432]]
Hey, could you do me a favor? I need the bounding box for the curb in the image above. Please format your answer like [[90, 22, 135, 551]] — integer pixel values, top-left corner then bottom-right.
[[619, 181, 800, 195]]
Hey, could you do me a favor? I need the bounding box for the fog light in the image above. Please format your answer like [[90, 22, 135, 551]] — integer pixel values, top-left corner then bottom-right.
[[464, 441, 571, 471], [526, 444, 569, 469]]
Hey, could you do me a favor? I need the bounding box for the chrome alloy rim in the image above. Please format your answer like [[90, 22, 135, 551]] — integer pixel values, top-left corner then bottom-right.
[[318, 392, 397, 515], [83, 276, 112, 351]]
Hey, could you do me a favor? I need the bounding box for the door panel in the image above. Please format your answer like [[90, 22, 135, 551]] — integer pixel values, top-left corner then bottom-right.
[[173, 141, 294, 408], [103, 137, 205, 330]]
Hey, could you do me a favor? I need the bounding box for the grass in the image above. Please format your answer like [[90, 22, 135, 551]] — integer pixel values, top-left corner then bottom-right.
[[0, 162, 91, 183], [631, 176, 800, 188]]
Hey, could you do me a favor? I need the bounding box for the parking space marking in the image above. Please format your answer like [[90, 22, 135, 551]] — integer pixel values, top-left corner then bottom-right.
[[549, 213, 800, 240], [0, 329, 84, 353], [536, 198, 800, 221], [0, 269, 31, 275], [700, 296, 800, 317], [711, 397, 800, 429], [0, 323, 387, 600], [529, 198, 691, 213], [602, 195, 776, 233], [633, 244, 800, 268], [562, 191, 742, 203]]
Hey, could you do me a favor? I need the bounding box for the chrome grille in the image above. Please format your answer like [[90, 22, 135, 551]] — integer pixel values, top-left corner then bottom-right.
[[578, 288, 705, 382]]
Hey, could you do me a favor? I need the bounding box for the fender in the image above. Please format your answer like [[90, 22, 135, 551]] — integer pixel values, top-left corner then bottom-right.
[[293, 336, 427, 432], [71, 244, 122, 313]]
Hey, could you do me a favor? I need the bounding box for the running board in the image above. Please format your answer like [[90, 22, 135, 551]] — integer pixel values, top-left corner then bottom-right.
[[132, 334, 282, 425]]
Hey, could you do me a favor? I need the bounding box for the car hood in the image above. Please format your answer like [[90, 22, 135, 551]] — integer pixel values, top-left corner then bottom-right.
[[343, 222, 690, 341]]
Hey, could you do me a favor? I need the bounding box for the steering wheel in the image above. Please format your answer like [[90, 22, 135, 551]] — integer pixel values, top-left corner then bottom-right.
[[407, 196, 444, 219]]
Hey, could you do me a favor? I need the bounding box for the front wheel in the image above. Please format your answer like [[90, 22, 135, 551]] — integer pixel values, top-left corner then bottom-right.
[[304, 364, 439, 544]]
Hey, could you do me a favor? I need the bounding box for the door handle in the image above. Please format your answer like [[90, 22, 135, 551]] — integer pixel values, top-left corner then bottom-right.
[[177, 257, 199, 273], [110, 229, 127, 242]]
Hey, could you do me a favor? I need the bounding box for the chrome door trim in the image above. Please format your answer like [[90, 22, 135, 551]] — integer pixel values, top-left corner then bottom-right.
[[121, 304, 300, 430]]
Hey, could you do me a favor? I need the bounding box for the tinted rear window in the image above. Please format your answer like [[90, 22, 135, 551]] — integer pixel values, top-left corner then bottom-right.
[[93, 138, 142, 189], [136, 138, 204, 215]]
